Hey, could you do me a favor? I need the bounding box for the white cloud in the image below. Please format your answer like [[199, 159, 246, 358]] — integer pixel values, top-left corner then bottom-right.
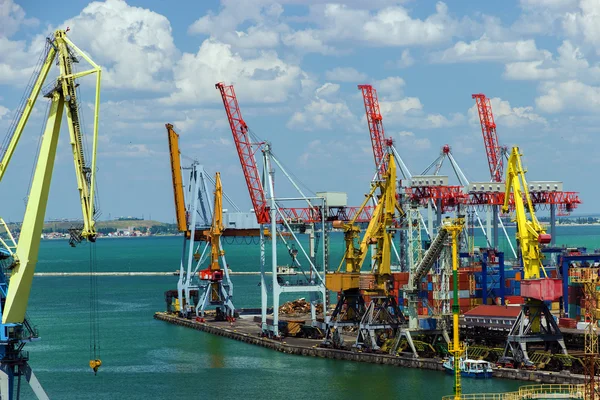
[[0, 105, 8, 120], [426, 113, 465, 128], [315, 83, 340, 98], [0, 1, 43, 85], [164, 38, 303, 105], [189, 1, 282, 36], [503, 40, 600, 82], [395, 131, 431, 150], [379, 98, 423, 121], [520, 0, 577, 9], [468, 97, 546, 127], [287, 98, 357, 131], [0, 0, 38, 37], [432, 35, 550, 63], [188, 2, 286, 51], [504, 60, 559, 80], [396, 49, 415, 68], [372, 76, 406, 100], [61, 0, 177, 92], [324, 67, 367, 82], [281, 30, 336, 54], [285, 2, 476, 52], [536, 80, 600, 113], [562, 0, 600, 50]]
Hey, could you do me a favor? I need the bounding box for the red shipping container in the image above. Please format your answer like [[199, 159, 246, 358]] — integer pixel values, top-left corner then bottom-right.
[[521, 278, 562, 301], [559, 318, 577, 329], [505, 295, 523, 304]]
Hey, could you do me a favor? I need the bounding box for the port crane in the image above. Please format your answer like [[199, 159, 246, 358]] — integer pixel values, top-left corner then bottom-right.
[[216, 82, 328, 337], [472, 94, 580, 247], [196, 172, 236, 321], [165, 124, 235, 320], [500, 147, 566, 367], [325, 153, 405, 350], [0, 30, 101, 399]]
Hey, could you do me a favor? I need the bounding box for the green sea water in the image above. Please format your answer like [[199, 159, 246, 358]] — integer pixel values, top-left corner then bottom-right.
[[19, 225, 600, 399]]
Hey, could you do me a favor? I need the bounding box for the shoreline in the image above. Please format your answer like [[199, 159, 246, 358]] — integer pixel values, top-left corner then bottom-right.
[[153, 312, 584, 386]]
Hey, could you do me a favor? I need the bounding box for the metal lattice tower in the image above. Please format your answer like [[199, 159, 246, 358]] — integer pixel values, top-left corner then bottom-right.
[[433, 246, 452, 319], [570, 267, 599, 400], [408, 205, 423, 272]]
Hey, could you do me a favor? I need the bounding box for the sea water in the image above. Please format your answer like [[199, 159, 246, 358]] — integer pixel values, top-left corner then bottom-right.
[[20, 225, 598, 399]]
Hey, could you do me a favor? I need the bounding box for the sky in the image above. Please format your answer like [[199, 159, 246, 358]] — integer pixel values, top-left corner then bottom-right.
[[0, 0, 599, 223]]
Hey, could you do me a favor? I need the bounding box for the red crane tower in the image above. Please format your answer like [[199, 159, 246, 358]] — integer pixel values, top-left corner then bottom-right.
[[216, 82, 373, 224], [471, 93, 581, 248], [472, 93, 504, 183], [215, 83, 270, 225], [358, 84, 393, 180]]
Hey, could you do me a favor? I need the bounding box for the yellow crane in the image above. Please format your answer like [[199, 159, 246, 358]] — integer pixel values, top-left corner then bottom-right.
[[0, 30, 102, 398], [325, 153, 404, 348], [166, 123, 188, 233], [197, 172, 236, 321], [445, 218, 465, 400], [500, 147, 566, 367]]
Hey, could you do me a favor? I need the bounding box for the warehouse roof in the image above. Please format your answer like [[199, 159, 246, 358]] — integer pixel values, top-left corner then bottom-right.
[[464, 305, 521, 318]]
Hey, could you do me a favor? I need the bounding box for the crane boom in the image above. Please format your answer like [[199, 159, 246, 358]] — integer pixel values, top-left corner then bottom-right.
[[0, 44, 55, 182], [502, 147, 549, 280], [57, 33, 99, 240], [210, 172, 224, 271], [500, 147, 566, 367], [165, 124, 187, 232], [358, 84, 389, 179], [215, 82, 269, 224], [3, 30, 101, 324], [472, 93, 503, 182]]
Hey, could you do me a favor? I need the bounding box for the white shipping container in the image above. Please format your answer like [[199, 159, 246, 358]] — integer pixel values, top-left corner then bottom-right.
[[316, 191, 347, 207], [223, 212, 260, 230]]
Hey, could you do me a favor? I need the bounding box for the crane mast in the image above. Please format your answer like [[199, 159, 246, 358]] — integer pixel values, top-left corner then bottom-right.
[[325, 154, 404, 350], [165, 124, 188, 233], [209, 173, 224, 272], [0, 30, 102, 399], [502, 147, 549, 279], [215, 82, 269, 224], [500, 146, 566, 367], [472, 94, 503, 183], [358, 84, 390, 180]]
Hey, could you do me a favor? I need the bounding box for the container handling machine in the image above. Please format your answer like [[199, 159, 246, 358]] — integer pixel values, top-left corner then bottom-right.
[[0, 30, 102, 399], [499, 147, 566, 367]]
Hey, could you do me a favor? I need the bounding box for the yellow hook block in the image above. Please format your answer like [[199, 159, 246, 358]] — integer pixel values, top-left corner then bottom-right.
[[89, 359, 102, 375]]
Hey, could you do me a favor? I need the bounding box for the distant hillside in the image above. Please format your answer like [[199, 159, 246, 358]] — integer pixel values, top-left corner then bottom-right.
[[3, 220, 177, 235]]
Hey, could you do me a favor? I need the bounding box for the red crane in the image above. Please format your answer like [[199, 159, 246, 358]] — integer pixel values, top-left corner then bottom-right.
[[216, 82, 373, 224], [216, 82, 270, 224], [472, 93, 504, 183], [358, 84, 393, 179], [471, 93, 581, 215]]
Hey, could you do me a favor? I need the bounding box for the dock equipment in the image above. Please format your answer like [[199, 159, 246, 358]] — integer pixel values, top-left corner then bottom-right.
[[569, 267, 599, 400], [196, 172, 236, 320], [164, 125, 235, 320], [395, 217, 453, 358], [446, 218, 466, 400], [0, 30, 101, 398], [500, 147, 567, 367], [216, 82, 329, 337], [472, 94, 580, 248], [324, 153, 405, 350]]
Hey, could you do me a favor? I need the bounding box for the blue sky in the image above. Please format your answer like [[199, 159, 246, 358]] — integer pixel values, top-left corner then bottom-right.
[[1, 0, 599, 222]]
